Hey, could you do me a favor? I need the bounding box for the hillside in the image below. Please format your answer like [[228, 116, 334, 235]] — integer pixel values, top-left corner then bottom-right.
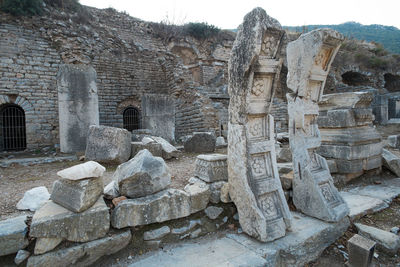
[[284, 22, 400, 54]]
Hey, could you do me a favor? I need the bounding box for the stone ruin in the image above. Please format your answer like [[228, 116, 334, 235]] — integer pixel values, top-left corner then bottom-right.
[[227, 8, 292, 242], [286, 29, 349, 221]]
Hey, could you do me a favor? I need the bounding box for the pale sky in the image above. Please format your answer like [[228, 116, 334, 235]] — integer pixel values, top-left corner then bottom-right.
[[80, 0, 400, 29]]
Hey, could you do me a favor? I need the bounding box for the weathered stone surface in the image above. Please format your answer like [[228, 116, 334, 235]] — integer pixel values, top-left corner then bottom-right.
[[0, 216, 28, 256], [220, 182, 231, 203], [318, 91, 376, 111], [151, 136, 180, 159], [184, 180, 210, 214], [112, 196, 127, 206], [276, 146, 292, 163], [131, 141, 162, 158], [227, 8, 291, 242], [103, 180, 119, 199], [143, 226, 171, 241], [56, 161, 105, 180], [194, 154, 228, 182], [85, 125, 131, 164], [114, 149, 171, 198], [209, 181, 226, 204], [215, 136, 227, 147], [58, 64, 99, 153], [280, 171, 293, 190], [205, 206, 224, 220], [16, 186, 50, 211], [382, 149, 400, 177], [318, 142, 382, 161], [131, 129, 153, 142], [51, 176, 103, 212], [388, 135, 400, 148], [111, 189, 191, 228], [341, 192, 388, 219], [347, 234, 376, 267], [30, 198, 109, 242], [27, 231, 131, 267], [286, 28, 349, 222], [34, 237, 63, 255], [184, 132, 216, 153], [355, 223, 400, 255], [14, 249, 30, 265]]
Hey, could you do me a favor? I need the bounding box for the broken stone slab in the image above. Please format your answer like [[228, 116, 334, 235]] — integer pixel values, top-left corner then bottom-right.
[[56, 161, 106, 180], [151, 136, 180, 159], [14, 249, 30, 265], [85, 125, 132, 164], [184, 132, 216, 153], [318, 91, 374, 111], [318, 142, 383, 161], [355, 223, 400, 255], [194, 154, 228, 182], [27, 230, 131, 267], [184, 180, 210, 214], [228, 7, 292, 242], [346, 179, 400, 204], [0, 215, 29, 256], [347, 234, 376, 267], [111, 188, 191, 228], [205, 206, 224, 220], [131, 141, 162, 158], [51, 176, 103, 213], [340, 192, 388, 219], [143, 226, 171, 241], [388, 135, 400, 148], [34, 237, 63, 255], [286, 28, 349, 222], [30, 198, 109, 243], [114, 149, 171, 198], [16, 186, 50, 211], [382, 149, 400, 177]]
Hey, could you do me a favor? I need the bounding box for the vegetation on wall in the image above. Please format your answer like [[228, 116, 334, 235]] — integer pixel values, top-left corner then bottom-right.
[[0, 0, 81, 16]]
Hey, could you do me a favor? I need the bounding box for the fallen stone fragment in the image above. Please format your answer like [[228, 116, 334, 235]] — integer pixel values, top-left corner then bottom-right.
[[355, 223, 400, 255], [205, 206, 224, 220], [111, 189, 190, 228], [114, 149, 171, 198], [14, 249, 30, 265], [17, 186, 50, 211], [104, 180, 119, 199], [0, 215, 29, 256], [85, 125, 132, 164], [143, 226, 171, 241], [151, 136, 180, 159], [27, 231, 131, 267], [30, 198, 109, 242], [131, 141, 162, 158], [184, 180, 210, 213], [209, 181, 226, 204], [51, 176, 103, 213], [194, 154, 228, 183], [347, 234, 376, 267], [56, 161, 105, 180], [388, 135, 400, 148], [34, 237, 63, 255], [382, 149, 400, 177], [184, 132, 216, 153]]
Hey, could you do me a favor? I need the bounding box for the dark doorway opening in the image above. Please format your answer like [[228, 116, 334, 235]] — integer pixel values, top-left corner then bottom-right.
[[0, 104, 26, 151], [123, 107, 140, 131]]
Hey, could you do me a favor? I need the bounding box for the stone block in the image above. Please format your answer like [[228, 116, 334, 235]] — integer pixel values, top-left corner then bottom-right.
[[388, 135, 400, 148], [184, 132, 216, 153], [355, 223, 400, 255], [111, 189, 191, 228], [382, 149, 400, 177], [318, 142, 382, 161], [215, 136, 227, 148], [16, 186, 50, 212], [56, 161, 106, 180], [280, 171, 293, 190], [51, 177, 103, 212], [131, 141, 162, 158], [276, 146, 292, 163], [347, 234, 375, 267], [194, 154, 228, 183], [318, 109, 356, 128], [85, 125, 131, 164], [0, 216, 29, 256], [143, 226, 171, 241], [131, 129, 153, 142], [114, 149, 171, 198], [209, 181, 226, 204], [30, 198, 109, 242], [14, 249, 30, 265], [319, 127, 381, 146], [151, 136, 180, 159], [34, 237, 63, 255], [318, 91, 374, 111], [27, 231, 131, 267], [184, 180, 210, 214], [326, 159, 338, 173], [205, 206, 224, 220]]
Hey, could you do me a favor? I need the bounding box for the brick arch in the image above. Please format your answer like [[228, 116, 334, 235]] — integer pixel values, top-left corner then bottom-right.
[[116, 97, 141, 114], [0, 94, 34, 114]]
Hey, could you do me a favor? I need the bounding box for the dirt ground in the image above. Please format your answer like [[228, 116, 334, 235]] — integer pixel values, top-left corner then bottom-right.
[[0, 149, 209, 220]]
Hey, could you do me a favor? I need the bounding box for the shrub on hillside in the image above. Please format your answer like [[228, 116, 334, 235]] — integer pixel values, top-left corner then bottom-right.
[[184, 22, 220, 39], [43, 0, 80, 11], [0, 0, 43, 16]]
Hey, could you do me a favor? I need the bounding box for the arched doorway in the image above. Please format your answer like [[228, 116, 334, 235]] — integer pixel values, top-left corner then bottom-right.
[[123, 107, 140, 131], [0, 104, 27, 151]]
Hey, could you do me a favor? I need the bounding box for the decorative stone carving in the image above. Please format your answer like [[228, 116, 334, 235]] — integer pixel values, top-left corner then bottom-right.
[[194, 154, 228, 183], [227, 8, 292, 242], [286, 28, 349, 222]]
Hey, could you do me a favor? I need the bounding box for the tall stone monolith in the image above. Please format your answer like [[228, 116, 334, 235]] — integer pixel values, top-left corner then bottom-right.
[[228, 7, 292, 242], [286, 29, 349, 222]]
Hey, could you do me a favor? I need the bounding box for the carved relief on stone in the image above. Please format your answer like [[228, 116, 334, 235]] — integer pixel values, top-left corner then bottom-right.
[[258, 192, 280, 219], [250, 75, 273, 100], [304, 114, 318, 137], [247, 116, 269, 140], [260, 31, 282, 58], [309, 151, 323, 172], [314, 46, 334, 71], [250, 152, 273, 179], [306, 80, 323, 102], [319, 182, 341, 207]]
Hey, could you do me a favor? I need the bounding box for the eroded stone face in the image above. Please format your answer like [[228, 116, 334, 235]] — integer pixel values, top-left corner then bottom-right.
[[286, 29, 349, 222], [227, 7, 292, 242], [194, 154, 228, 183]]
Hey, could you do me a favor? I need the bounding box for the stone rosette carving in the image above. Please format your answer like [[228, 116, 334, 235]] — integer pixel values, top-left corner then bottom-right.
[[286, 28, 349, 222], [227, 7, 292, 242]]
